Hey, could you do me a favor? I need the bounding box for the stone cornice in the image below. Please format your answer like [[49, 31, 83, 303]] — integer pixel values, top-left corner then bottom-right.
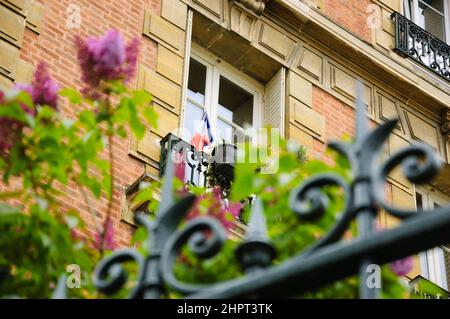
[[234, 0, 269, 15]]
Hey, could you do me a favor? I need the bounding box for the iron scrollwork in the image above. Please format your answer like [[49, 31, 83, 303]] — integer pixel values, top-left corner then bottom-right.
[[53, 82, 450, 299], [391, 12, 450, 82]]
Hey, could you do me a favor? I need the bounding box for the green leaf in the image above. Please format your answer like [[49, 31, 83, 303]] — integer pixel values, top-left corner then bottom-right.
[[131, 90, 152, 106], [79, 110, 97, 129], [0, 204, 21, 215], [231, 163, 258, 201], [142, 106, 158, 129], [60, 88, 83, 105]]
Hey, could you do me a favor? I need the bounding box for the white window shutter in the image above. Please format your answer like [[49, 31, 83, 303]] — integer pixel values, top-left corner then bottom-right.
[[263, 67, 286, 137]]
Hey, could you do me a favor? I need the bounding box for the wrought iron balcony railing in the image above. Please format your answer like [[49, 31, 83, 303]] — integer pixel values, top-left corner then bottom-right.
[[159, 133, 211, 187], [391, 12, 450, 82], [160, 133, 238, 189]]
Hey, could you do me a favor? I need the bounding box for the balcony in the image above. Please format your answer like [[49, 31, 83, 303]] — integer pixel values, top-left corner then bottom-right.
[[159, 133, 237, 188], [391, 12, 450, 82], [159, 133, 211, 187]]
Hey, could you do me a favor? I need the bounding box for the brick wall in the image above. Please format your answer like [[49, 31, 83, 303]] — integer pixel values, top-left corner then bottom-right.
[[321, 0, 374, 43], [2, 0, 162, 247]]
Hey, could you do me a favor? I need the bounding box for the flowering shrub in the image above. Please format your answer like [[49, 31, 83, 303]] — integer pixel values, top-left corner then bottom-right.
[[186, 187, 241, 230], [0, 30, 156, 298]]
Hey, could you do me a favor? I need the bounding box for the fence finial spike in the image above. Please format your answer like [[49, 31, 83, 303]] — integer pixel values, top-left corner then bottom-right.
[[52, 275, 67, 299], [157, 151, 175, 218], [246, 198, 269, 241]]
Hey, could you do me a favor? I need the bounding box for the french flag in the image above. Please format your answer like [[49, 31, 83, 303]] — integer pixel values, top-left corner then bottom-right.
[[191, 110, 214, 151]]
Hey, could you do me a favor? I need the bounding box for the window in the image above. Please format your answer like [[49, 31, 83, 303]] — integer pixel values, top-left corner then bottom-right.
[[181, 45, 264, 147], [403, 0, 450, 43], [415, 189, 449, 290]]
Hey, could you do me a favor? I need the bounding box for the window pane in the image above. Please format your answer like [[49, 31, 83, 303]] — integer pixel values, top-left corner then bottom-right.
[[187, 58, 207, 105], [184, 102, 204, 141], [218, 76, 254, 130], [217, 119, 233, 144], [217, 120, 250, 144], [418, 0, 445, 41]]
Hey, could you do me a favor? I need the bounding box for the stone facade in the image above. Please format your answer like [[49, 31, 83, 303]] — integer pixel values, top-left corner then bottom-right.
[[1, 0, 450, 288]]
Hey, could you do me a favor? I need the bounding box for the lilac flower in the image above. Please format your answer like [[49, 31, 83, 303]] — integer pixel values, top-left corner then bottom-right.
[[0, 89, 28, 159], [390, 256, 414, 276], [14, 62, 59, 110], [93, 218, 117, 251], [0, 117, 23, 159], [0, 63, 58, 159], [187, 187, 241, 231], [31, 63, 59, 109], [75, 30, 140, 92]]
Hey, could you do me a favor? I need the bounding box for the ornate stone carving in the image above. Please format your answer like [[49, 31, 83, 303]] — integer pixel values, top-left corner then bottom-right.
[[234, 0, 269, 15]]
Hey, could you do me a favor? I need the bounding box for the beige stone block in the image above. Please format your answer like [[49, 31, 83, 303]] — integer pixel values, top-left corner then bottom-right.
[[376, 29, 394, 50], [152, 103, 179, 138], [404, 111, 440, 150], [0, 0, 28, 16], [288, 124, 313, 151], [156, 45, 184, 85], [391, 184, 415, 211], [388, 134, 413, 191], [15, 59, 33, 83], [407, 255, 421, 280], [259, 22, 295, 60], [297, 47, 323, 82], [0, 40, 20, 79], [385, 213, 400, 228], [330, 66, 372, 106], [137, 131, 162, 162], [379, 94, 398, 121], [143, 10, 185, 57], [0, 74, 12, 89], [379, 0, 400, 12], [389, 132, 409, 155], [0, 5, 26, 47], [161, 0, 187, 30], [145, 164, 160, 176], [26, 0, 44, 34], [288, 71, 312, 107], [382, 8, 395, 36], [290, 97, 325, 139], [138, 65, 181, 113], [193, 0, 223, 18]]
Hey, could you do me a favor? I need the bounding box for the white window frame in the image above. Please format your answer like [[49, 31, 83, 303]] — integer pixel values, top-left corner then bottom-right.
[[180, 43, 264, 145], [415, 187, 449, 290], [403, 0, 450, 43]]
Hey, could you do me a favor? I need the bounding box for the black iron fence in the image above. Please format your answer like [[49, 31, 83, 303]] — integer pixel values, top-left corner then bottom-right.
[[50, 82, 450, 299]]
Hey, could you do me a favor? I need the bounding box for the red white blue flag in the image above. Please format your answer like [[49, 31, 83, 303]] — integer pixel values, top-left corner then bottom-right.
[[191, 110, 214, 151]]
